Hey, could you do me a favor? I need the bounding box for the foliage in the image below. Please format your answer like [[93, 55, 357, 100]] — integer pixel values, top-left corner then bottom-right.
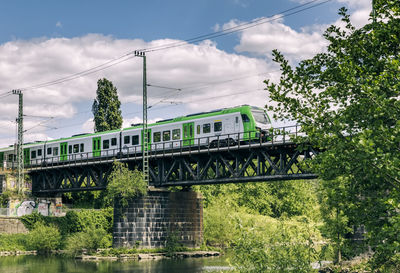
[[92, 78, 122, 132], [265, 2, 400, 268], [0, 233, 29, 251], [62, 190, 112, 209], [203, 196, 324, 252], [27, 223, 61, 253], [65, 228, 112, 256], [107, 161, 147, 208], [165, 231, 187, 256], [196, 180, 320, 220], [232, 219, 319, 273], [203, 197, 241, 247], [21, 208, 114, 235]]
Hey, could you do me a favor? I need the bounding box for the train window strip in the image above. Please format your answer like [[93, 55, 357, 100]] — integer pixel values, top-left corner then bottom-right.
[[172, 129, 180, 140], [111, 138, 117, 146], [203, 123, 211, 133], [73, 144, 79, 153], [214, 121, 222, 132], [103, 140, 110, 149], [37, 149, 42, 157], [47, 147, 52, 155], [132, 135, 139, 145], [154, 132, 161, 143], [124, 136, 130, 144], [163, 131, 170, 141], [241, 114, 250, 122]]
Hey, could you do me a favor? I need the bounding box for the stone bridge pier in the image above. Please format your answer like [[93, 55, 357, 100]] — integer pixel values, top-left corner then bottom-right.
[[112, 188, 203, 249]]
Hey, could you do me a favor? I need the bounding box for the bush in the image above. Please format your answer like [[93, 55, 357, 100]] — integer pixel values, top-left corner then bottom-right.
[[232, 220, 319, 273], [27, 223, 61, 253], [107, 161, 147, 208], [21, 208, 114, 235], [0, 233, 29, 251], [65, 228, 112, 256]]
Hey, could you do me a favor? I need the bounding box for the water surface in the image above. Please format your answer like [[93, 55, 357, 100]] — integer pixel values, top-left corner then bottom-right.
[[0, 255, 232, 273]]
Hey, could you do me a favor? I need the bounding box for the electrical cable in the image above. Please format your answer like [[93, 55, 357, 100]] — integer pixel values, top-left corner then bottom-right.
[[5, 0, 331, 93]]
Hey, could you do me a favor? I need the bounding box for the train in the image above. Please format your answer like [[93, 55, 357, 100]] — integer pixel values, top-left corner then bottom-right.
[[0, 105, 272, 168]]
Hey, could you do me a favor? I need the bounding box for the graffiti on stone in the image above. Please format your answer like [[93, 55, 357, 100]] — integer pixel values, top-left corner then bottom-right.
[[16, 201, 36, 217], [37, 202, 49, 216]]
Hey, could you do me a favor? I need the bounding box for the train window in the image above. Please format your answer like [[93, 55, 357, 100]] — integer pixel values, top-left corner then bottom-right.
[[73, 144, 79, 153], [154, 132, 161, 143], [235, 117, 239, 123], [163, 131, 171, 141], [214, 122, 222, 132], [241, 114, 250, 122], [80, 144, 84, 152], [203, 123, 211, 133], [172, 129, 180, 140], [47, 147, 52, 155], [31, 150, 36, 159], [132, 135, 139, 145], [69, 145, 72, 154], [103, 140, 110, 149], [111, 138, 117, 146], [124, 136, 130, 144], [197, 125, 200, 135], [37, 149, 42, 156], [53, 147, 58, 156], [8, 154, 14, 161]]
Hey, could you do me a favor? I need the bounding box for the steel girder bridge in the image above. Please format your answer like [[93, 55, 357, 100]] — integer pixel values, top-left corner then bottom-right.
[[27, 126, 318, 195]]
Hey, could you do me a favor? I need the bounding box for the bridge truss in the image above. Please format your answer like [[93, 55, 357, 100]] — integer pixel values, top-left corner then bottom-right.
[[30, 147, 318, 195], [25, 126, 318, 195]]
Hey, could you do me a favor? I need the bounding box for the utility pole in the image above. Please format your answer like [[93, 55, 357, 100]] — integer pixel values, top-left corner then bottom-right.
[[134, 51, 149, 185], [12, 90, 24, 194]]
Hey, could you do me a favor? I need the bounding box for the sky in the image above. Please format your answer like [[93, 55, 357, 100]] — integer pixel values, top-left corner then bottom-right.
[[0, 0, 372, 147]]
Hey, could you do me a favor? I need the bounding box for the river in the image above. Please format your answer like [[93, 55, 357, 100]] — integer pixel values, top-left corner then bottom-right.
[[0, 255, 233, 273]]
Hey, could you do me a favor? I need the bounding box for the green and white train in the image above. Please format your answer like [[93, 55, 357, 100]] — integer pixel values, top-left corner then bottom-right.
[[0, 105, 271, 167]]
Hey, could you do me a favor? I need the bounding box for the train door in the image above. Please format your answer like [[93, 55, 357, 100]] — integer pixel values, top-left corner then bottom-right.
[[92, 137, 101, 157], [183, 122, 194, 146], [60, 142, 68, 161], [23, 148, 30, 166], [141, 129, 152, 151]]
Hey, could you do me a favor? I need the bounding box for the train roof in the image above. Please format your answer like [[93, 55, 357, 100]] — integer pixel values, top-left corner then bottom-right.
[[0, 105, 266, 152]]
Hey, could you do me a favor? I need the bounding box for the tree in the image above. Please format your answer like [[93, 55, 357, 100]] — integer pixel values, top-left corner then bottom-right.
[[92, 78, 123, 132], [265, 1, 400, 269], [106, 161, 147, 208]]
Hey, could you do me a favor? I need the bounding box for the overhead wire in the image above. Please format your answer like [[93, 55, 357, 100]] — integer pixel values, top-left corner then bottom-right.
[[4, 0, 331, 93], [141, 0, 333, 53]]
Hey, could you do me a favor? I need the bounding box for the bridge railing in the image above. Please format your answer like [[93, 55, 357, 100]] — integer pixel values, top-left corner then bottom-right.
[[4, 124, 304, 170]]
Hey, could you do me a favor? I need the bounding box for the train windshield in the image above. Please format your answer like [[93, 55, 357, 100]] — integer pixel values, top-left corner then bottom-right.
[[251, 110, 270, 124]]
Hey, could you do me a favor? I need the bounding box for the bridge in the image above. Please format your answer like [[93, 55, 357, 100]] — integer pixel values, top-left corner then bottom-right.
[[24, 125, 318, 195]]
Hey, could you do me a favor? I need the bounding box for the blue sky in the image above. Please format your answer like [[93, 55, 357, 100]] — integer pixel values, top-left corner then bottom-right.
[[1, 1, 343, 43], [0, 0, 371, 146]]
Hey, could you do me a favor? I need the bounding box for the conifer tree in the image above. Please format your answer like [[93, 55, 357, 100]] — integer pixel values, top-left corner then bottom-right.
[[92, 78, 123, 132]]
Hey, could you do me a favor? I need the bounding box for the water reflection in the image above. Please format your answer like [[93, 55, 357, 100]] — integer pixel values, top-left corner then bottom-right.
[[0, 255, 232, 273]]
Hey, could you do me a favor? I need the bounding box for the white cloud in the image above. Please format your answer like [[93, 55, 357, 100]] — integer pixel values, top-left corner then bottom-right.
[[230, 16, 328, 60], [227, 0, 371, 61]]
